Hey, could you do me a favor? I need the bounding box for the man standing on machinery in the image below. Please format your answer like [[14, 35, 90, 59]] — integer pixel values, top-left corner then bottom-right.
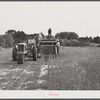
[[56, 39, 60, 55], [48, 28, 52, 39]]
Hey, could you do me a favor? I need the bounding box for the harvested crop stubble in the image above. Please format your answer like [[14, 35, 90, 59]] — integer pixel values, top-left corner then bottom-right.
[[45, 47, 100, 90], [0, 47, 100, 90]]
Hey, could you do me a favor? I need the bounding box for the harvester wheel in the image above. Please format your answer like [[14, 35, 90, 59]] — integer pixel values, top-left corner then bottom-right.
[[57, 46, 59, 55], [17, 54, 24, 64], [32, 46, 37, 61], [54, 46, 57, 58], [12, 47, 17, 61]]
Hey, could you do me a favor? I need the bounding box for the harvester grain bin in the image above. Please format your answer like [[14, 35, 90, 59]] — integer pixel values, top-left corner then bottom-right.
[[40, 39, 58, 58]]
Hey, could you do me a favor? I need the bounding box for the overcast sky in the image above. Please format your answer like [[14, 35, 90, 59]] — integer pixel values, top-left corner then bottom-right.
[[0, 2, 100, 37]]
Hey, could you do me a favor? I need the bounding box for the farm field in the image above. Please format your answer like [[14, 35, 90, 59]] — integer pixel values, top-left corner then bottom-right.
[[0, 47, 100, 90]]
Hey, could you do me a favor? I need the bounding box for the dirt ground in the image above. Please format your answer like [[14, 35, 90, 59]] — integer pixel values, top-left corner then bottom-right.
[[0, 47, 100, 90]]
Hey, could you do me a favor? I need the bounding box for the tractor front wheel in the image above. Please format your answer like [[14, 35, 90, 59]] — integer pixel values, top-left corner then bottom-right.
[[17, 54, 24, 64]]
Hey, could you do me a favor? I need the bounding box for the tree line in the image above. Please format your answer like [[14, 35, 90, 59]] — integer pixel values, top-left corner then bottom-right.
[[0, 29, 46, 48], [0, 30, 27, 48], [55, 32, 100, 46], [0, 29, 100, 48], [55, 32, 100, 43]]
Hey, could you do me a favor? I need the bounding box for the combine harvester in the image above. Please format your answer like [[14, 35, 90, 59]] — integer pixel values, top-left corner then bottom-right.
[[12, 29, 60, 64], [40, 28, 60, 59]]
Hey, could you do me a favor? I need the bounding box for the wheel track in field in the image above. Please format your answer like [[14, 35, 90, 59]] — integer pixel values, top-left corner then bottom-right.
[[6, 61, 37, 90], [0, 48, 62, 90], [16, 58, 50, 90], [17, 61, 34, 90]]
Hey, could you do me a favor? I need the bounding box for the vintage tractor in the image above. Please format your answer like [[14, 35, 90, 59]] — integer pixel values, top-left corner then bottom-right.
[[12, 35, 41, 64]]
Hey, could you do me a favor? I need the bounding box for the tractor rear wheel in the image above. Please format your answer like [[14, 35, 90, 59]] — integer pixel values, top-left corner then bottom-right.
[[17, 54, 24, 64], [12, 47, 17, 61], [32, 46, 37, 61]]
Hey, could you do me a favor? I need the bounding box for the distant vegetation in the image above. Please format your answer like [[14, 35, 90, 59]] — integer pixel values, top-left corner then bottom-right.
[[0, 29, 100, 48], [0, 30, 27, 48], [0, 29, 45, 48], [55, 32, 100, 47]]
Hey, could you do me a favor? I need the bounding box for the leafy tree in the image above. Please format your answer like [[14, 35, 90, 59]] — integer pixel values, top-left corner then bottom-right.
[[5, 32, 14, 47], [67, 32, 78, 40], [55, 31, 79, 40], [78, 36, 93, 42], [94, 36, 100, 43], [0, 35, 5, 47]]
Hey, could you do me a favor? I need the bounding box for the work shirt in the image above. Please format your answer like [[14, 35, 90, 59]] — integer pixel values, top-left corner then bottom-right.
[[56, 41, 60, 47]]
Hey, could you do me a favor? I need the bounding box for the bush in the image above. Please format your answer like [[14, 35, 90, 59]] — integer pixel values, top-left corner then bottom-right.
[[61, 39, 91, 47]]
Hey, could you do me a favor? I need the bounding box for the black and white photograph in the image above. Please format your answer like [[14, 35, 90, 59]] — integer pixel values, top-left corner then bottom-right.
[[0, 2, 100, 96]]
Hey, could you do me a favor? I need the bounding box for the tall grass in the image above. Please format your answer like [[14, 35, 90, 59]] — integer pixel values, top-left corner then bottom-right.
[[61, 39, 91, 47], [46, 47, 100, 90]]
